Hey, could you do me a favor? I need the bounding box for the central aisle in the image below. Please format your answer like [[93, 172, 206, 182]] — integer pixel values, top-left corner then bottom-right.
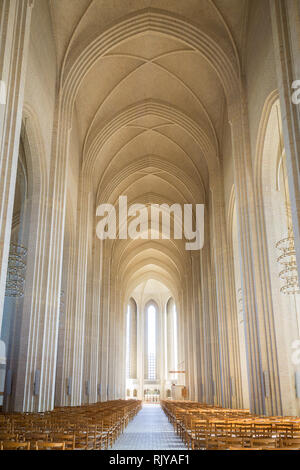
[[111, 404, 187, 450]]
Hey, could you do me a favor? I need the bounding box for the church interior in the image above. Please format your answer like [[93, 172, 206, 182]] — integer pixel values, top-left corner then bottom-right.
[[1, 0, 300, 451]]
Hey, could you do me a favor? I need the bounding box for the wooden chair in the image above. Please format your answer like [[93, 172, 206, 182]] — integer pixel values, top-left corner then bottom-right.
[[223, 437, 250, 449], [228, 446, 263, 451], [249, 437, 277, 449], [25, 432, 49, 444], [0, 441, 30, 450], [0, 432, 19, 442], [205, 437, 227, 450], [35, 441, 65, 450], [49, 432, 75, 450], [279, 438, 300, 449], [188, 419, 208, 450]]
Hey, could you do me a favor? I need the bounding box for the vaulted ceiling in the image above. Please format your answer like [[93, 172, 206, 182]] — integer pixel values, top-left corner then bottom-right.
[[49, 0, 248, 301]]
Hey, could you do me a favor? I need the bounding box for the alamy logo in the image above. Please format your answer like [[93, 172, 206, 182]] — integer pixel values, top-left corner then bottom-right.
[[292, 80, 300, 105], [96, 196, 204, 251]]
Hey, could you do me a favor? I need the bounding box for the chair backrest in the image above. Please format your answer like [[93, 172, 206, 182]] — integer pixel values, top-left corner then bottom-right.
[[0, 433, 18, 441], [1, 441, 30, 450], [35, 441, 65, 450]]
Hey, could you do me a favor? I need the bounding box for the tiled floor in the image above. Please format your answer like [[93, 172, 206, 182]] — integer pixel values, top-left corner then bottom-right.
[[111, 404, 187, 450]]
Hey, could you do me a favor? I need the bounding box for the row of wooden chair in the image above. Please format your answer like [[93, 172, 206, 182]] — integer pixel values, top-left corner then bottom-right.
[[0, 399, 142, 450], [0, 441, 65, 450], [161, 400, 300, 450]]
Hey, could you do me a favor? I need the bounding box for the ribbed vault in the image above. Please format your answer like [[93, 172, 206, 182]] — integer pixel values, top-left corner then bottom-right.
[[48, 0, 247, 405]]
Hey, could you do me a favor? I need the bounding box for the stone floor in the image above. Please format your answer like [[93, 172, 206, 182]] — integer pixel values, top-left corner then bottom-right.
[[111, 404, 187, 450]]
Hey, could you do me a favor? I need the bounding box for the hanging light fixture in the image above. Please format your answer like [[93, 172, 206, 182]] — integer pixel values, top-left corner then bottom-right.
[[275, 106, 300, 295], [276, 225, 300, 295], [5, 242, 27, 297]]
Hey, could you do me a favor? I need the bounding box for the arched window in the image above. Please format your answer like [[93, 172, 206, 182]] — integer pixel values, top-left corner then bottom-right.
[[173, 304, 178, 376], [147, 305, 157, 380], [125, 298, 137, 380], [126, 305, 130, 379], [256, 99, 300, 415], [166, 298, 178, 380]]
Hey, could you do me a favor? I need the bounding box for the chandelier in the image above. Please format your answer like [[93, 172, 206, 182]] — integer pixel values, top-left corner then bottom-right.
[[276, 229, 300, 295], [5, 242, 27, 297], [275, 105, 299, 296]]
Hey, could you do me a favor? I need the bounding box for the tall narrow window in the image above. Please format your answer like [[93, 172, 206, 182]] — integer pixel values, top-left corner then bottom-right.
[[126, 305, 130, 378], [147, 305, 156, 380], [173, 304, 178, 379], [166, 297, 179, 380]]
